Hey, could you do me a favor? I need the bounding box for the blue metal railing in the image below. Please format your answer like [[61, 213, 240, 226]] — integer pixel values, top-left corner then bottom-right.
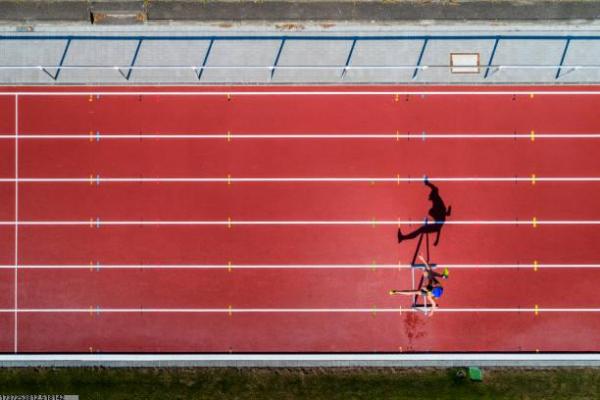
[[1, 34, 599, 82]]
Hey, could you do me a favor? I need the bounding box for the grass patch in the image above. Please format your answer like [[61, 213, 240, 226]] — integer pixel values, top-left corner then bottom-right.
[[1, 367, 600, 399]]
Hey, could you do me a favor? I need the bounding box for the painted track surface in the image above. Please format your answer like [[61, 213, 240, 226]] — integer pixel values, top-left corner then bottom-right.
[[1, 85, 600, 353]]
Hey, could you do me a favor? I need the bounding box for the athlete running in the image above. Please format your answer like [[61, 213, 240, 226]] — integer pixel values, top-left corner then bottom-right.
[[389, 255, 449, 317]]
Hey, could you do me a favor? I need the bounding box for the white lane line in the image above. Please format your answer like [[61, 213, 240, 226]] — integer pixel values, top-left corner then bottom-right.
[[0, 307, 598, 313], [0, 263, 598, 270], [1, 177, 600, 183], [2, 133, 600, 140], [1, 91, 600, 96], [13, 94, 18, 354], [0, 219, 598, 226]]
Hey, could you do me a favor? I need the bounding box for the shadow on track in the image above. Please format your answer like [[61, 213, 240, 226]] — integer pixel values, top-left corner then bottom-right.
[[397, 178, 452, 247]]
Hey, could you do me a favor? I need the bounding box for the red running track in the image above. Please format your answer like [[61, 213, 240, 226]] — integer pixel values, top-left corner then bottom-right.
[[1, 86, 600, 353]]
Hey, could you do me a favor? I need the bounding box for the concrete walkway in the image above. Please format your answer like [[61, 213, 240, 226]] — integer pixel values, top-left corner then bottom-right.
[[2, 23, 600, 84]]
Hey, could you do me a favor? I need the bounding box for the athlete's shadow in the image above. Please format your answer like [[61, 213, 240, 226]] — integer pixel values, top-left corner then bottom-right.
[[398, 179, 452, 247]]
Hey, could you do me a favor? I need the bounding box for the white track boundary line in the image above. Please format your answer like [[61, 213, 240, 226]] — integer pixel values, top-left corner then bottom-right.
[[0, 307, 598, 313], [0, 219, 599, 226], [1, 91, 600, 96], [0, 354, 598, 363], [2, 133, 600, 140], [2, 177, 600, 183], [0, 263, 598, 270], [13, 94, 18, 354]]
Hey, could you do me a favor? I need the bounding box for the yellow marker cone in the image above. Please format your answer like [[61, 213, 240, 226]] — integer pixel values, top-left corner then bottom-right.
[[228, 305, 232, 316], [228, 261, 232, 272], [530, 130, 535, 142], [534, 304, 539, 316], [533, 260, 538, 272], [532, 217, 537, 228], [227, 217, 232, 229]]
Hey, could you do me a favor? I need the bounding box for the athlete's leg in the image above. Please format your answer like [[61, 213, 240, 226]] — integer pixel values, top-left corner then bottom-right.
[[429, 270, 445, 279]]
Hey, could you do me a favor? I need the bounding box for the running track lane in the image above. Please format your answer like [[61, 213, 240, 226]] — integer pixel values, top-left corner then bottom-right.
[[2, 86, 600, 352], [0, 95, 15, 352]]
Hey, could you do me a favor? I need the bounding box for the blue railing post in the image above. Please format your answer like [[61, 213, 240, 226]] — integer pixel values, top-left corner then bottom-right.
[[341, 39, 357, 78], [197, 39, 214, 81], [123, 39, 143, 81], [556, 38, 571, 79], [484, 38, 500, 79], [47, 38, 72, 81], [271, 38, 286, 79], [412, 38, 428, 80]]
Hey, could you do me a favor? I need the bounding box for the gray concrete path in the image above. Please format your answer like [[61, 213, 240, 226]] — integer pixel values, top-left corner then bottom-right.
[[2, 23, 600, 84]]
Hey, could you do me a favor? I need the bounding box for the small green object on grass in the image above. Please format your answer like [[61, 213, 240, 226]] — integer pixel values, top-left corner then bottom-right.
[[468, 367, 483, 382]]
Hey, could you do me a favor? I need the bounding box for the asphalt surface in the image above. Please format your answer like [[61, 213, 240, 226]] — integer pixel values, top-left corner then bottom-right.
[[1, 1, 600, 23]]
